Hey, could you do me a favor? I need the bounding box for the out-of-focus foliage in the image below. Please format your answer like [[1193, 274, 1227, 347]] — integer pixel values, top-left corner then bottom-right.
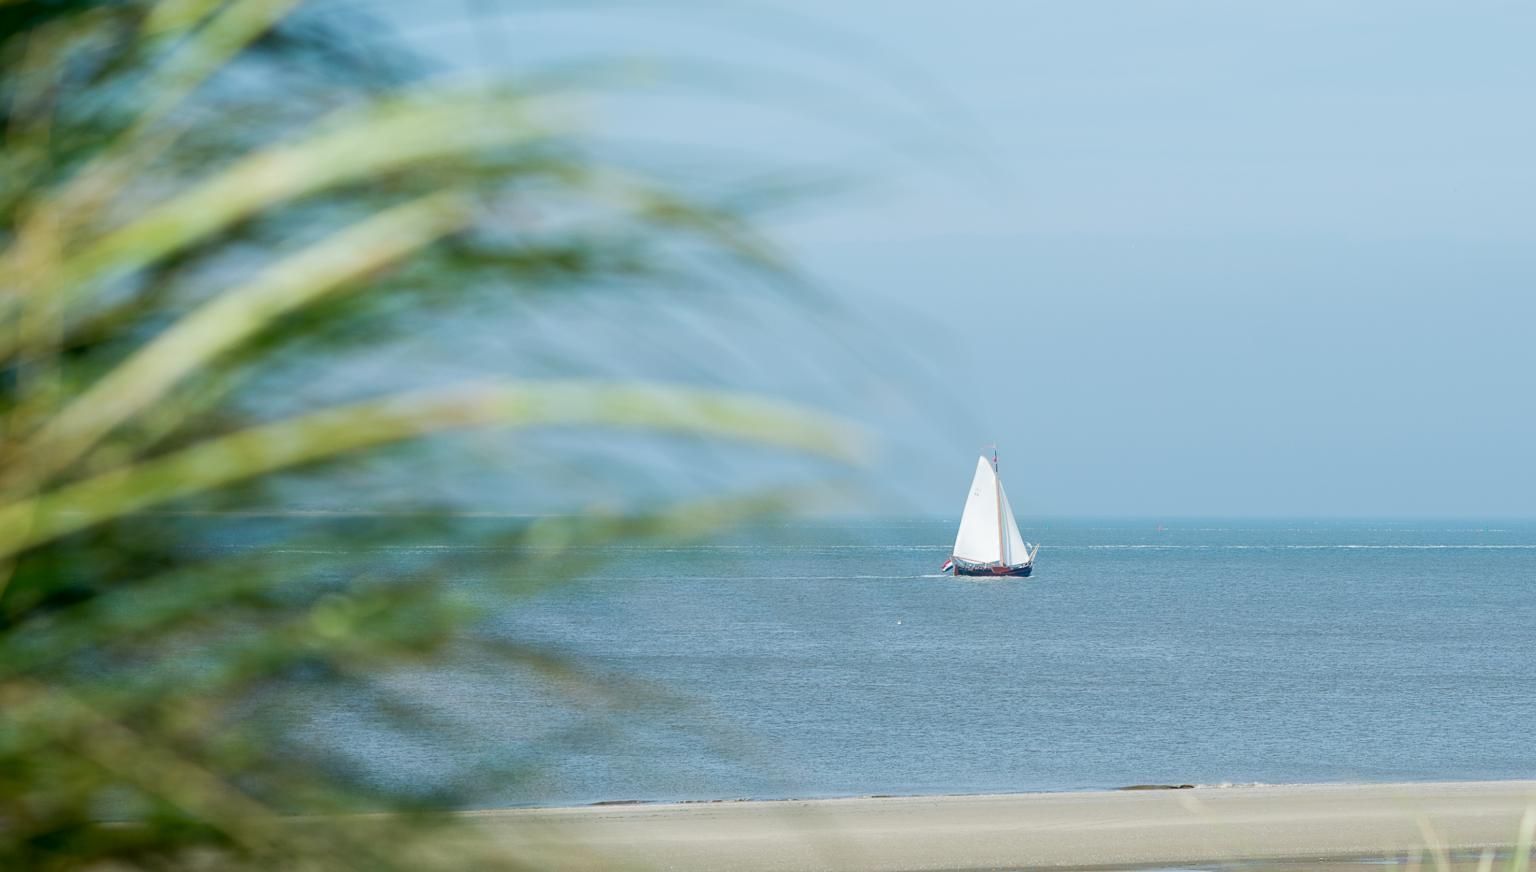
[[0, 1, 860, 868]]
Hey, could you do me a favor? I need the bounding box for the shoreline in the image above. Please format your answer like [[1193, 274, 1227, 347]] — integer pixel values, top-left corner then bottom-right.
[[564, 781, 1281, 808], [496, 776, 1521, 810], [460, 779, 1536, 871]]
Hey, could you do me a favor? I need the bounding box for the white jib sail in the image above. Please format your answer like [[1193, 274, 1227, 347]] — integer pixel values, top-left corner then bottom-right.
[[1000, 485, 1029, 566], [952, 456, 1002, 564]]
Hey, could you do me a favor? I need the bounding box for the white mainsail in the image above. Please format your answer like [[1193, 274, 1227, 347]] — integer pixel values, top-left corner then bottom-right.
[[952, 454, 1032, 568], [952, 456, 1001, 564], [1000, 486, 1030, 566]]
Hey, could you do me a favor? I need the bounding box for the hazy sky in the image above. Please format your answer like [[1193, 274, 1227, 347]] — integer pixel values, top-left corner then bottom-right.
[[404, 1, 1536, 518]]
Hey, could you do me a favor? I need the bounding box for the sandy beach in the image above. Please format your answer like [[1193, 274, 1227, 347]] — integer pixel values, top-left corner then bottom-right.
[[463, 780, 1536, 871]]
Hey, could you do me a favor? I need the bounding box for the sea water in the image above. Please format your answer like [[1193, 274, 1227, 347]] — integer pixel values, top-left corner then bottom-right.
[[299, 519, 1536, 807]]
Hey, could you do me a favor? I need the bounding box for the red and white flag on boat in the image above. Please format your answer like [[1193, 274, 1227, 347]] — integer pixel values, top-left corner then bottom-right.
[[941, 559, 954, 572]]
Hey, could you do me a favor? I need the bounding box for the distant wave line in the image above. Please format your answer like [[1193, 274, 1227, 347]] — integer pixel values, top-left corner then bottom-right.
[[1066, 544, 1536, 551], [595, 575, 932, 582], [210, 543, 1536, 557]]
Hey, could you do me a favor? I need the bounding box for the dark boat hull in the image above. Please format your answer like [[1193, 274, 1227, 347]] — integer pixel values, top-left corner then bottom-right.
[[952, 560, 1033, 577]]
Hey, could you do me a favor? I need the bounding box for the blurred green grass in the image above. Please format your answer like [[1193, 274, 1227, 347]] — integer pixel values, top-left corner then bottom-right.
[[0, 2, 861, 868]]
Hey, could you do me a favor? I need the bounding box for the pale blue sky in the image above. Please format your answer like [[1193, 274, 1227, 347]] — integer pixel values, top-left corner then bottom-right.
[[397, 1, 1536, 517]]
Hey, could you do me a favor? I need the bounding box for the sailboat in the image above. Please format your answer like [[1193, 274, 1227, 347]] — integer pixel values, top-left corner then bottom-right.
[[942, 450, 1038, 577]]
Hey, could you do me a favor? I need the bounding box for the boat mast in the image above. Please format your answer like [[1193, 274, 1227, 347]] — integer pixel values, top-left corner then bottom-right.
[[993, 447, 1005, 566]]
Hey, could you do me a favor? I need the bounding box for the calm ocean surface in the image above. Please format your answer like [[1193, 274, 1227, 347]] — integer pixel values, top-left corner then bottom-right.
[[294, 519, 1536, 807]]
